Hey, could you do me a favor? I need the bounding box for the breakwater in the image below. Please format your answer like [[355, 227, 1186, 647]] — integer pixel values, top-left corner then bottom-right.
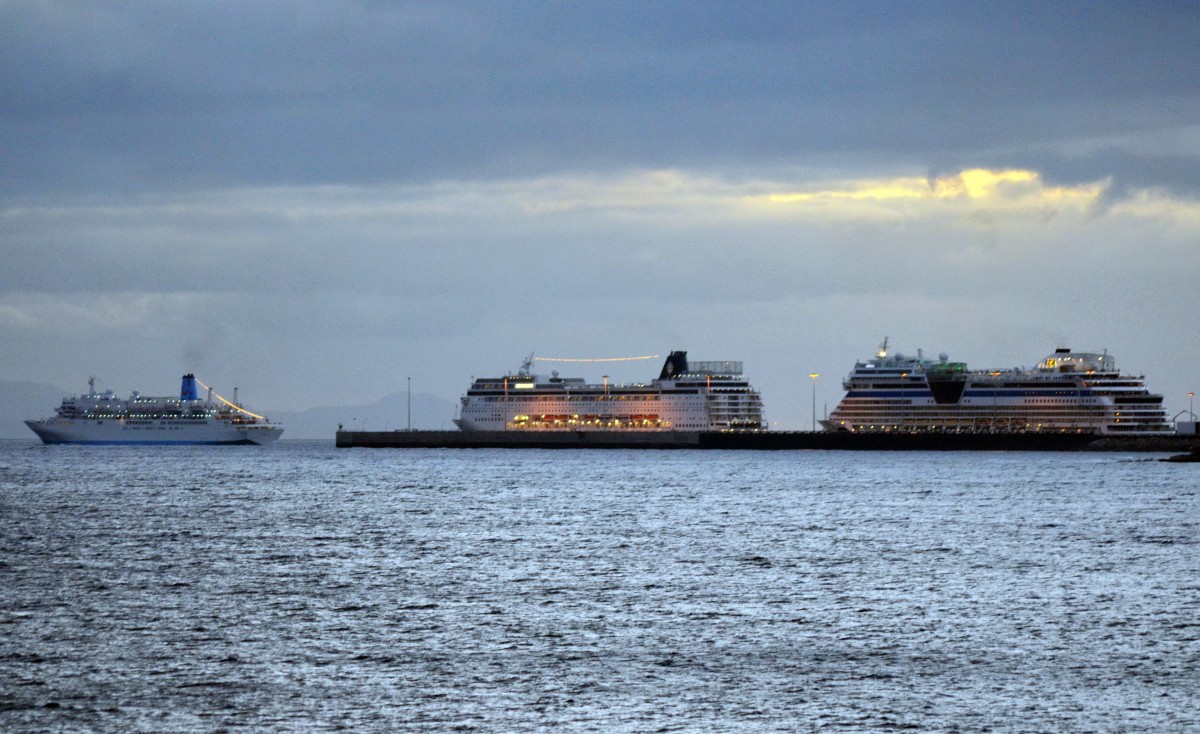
[[335, 430, 1200, 452]]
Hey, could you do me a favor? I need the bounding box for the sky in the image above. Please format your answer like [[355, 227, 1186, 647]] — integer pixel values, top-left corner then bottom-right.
[[3, 1, 1199, 429]]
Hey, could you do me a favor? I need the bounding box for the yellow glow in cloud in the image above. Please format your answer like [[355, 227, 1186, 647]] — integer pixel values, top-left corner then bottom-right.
[[767, 177, 927, 203], [749, 168, 1119, 226], [956, 168, 1038, 197], [765, 168, 1049, 204]]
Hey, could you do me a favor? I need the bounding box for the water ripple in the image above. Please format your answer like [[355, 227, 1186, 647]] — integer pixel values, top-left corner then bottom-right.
[[1, 443, 1197, 732]]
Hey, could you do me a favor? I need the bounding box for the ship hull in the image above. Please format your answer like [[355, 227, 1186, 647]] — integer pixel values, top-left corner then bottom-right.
[[25, 419, 282, 446]]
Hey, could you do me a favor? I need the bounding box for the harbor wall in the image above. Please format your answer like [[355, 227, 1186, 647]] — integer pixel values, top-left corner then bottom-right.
[[335, 430, 1200, 452], [336, 430, 700, 449]]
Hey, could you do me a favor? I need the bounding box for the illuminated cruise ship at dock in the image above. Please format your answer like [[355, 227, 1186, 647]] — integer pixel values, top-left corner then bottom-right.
[[822, 340, 1172, 435], [454, 352, 766, 432]]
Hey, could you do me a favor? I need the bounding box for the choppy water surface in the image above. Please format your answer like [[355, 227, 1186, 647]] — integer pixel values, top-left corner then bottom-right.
[[1, 441, 1197, 732]]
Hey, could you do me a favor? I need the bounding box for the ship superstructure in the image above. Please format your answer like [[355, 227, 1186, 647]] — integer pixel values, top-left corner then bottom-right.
[[455, 351, 766, 431], [822, 339, 1171, 435], [25, 374, 283, 445]]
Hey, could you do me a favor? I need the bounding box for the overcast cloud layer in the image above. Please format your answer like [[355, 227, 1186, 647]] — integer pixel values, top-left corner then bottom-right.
[[3, 1, 1199, 428]]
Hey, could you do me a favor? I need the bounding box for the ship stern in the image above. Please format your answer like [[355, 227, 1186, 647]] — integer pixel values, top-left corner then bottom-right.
[[243, 426, 284, 445]]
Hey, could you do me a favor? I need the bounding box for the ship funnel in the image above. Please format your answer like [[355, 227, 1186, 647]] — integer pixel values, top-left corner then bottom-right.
[[659, 351, 689, 379], [180, 373, 199, 401]]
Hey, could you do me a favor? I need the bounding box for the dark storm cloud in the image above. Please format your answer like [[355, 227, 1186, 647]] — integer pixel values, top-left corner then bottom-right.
[[4, 2, 1200, 428], [2, 1, 1197, 196]]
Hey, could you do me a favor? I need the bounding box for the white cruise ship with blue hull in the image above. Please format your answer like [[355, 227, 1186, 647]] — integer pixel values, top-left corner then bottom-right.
[[26, 374, 283, 445], [823, 340, 1171, 436]]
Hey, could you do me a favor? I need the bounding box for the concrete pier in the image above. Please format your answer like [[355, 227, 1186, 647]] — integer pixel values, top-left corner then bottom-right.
[[337, 430, 701, 449], [335, 430, 1200, 451]]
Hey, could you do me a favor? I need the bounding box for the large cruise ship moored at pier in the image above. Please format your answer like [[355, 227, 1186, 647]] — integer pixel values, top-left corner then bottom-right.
[[454, 352, 766, 432], [822, 339, 1171, 435], [25, 374, 283, 445]]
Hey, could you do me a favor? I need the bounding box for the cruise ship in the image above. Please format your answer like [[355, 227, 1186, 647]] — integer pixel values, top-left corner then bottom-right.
[[25, 374, 283, 445], [822, 339, 1172, 435], [454, 351, 766, 431]]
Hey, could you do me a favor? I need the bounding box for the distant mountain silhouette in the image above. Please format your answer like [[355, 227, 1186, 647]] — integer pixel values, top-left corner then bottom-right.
[[264, 391, 458, 439], [0, 380, 457, 440]]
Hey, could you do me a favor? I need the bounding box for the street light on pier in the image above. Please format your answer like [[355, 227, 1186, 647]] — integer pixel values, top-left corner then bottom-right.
[[809, 373, 820, 432]]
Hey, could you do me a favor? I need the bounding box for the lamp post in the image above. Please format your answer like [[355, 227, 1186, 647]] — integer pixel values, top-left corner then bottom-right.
[[407, 376, 412, 431], [1190, 391, 1195, 420], [809, 373, 819, 432]]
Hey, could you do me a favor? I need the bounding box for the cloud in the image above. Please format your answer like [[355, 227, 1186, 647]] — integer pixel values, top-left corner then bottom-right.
[[3, 166, 1198, 424], [756, 168, 1098, 210], [2, 2, 1198, 425], [4, 168, 1197, 305], [0, 292, 201, 331], [2, 3, 1197, 197]]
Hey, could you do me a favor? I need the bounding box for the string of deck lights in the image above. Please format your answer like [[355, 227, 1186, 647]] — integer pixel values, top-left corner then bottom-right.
[[193, 378, 268, 420], [534, 355, 659, 363]]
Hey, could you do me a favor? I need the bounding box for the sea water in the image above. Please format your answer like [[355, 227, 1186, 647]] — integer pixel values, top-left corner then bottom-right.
[[1, 441, 1197, 732]]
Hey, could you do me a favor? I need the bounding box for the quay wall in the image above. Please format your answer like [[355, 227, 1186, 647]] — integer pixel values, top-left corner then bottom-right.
[[335, 430, 1200, 452], [336, 430, 700, 449]]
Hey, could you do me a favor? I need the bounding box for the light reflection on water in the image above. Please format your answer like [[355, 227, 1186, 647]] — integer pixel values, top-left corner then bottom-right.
[[1, 441, 1197, 732]]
